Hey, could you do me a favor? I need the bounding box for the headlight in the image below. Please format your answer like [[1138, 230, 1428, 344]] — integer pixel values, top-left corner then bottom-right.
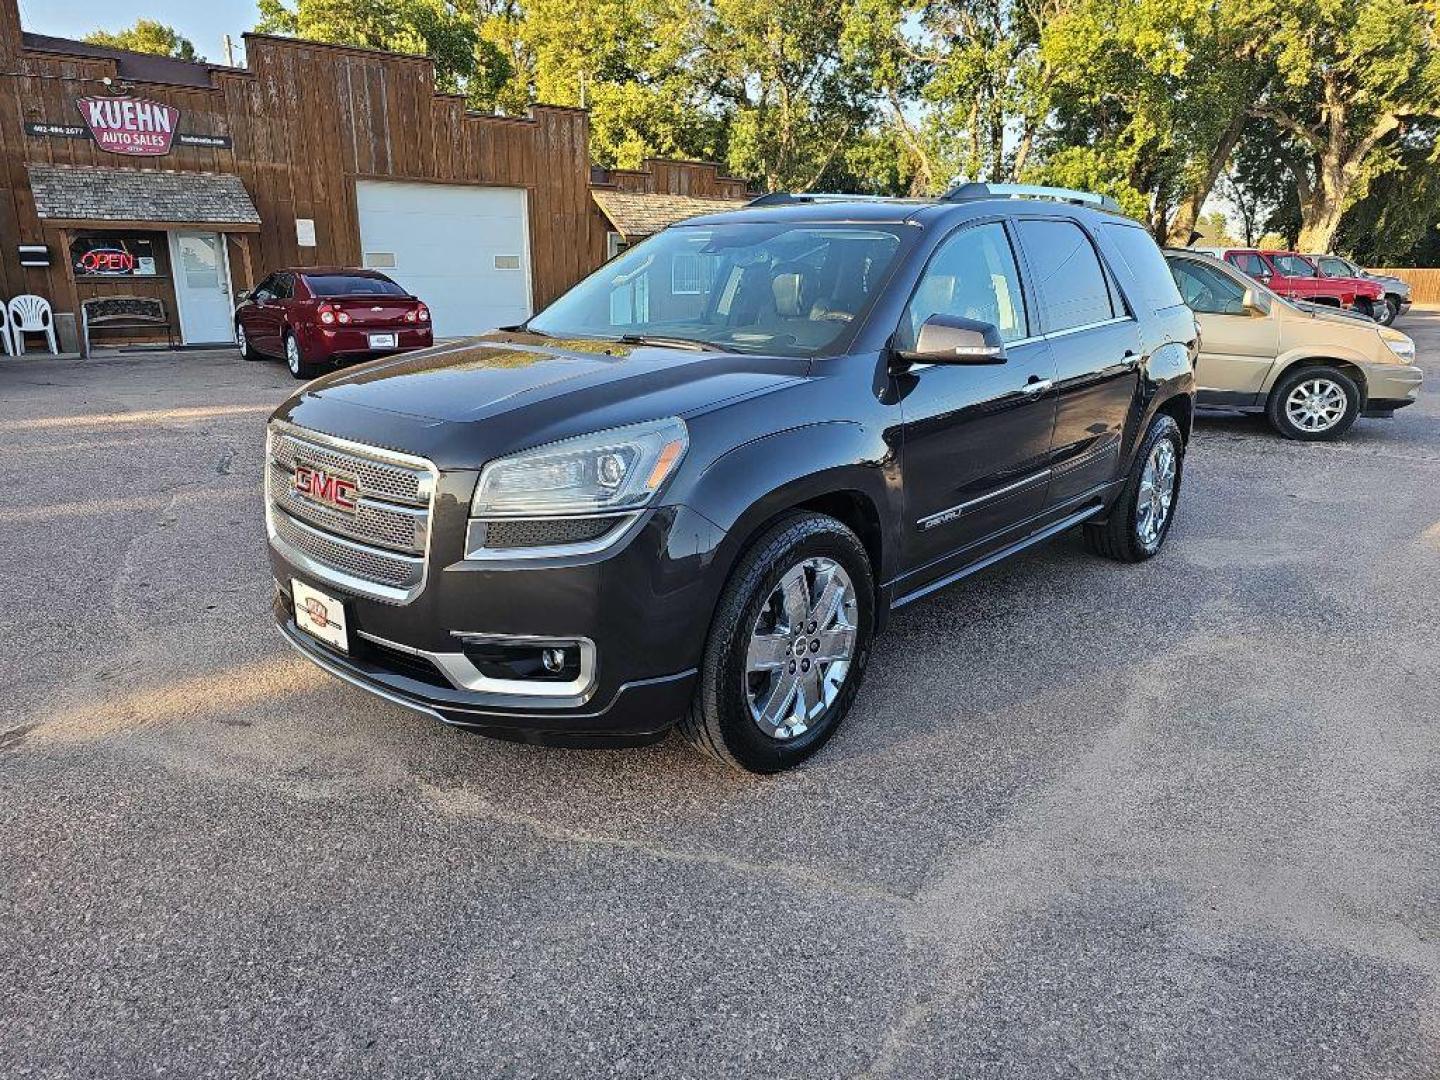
[[471, 418, 689, 517], [1380, 332, 1416, 362]]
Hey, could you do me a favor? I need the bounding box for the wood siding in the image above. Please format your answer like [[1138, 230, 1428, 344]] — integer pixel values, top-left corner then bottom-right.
[[1371, 269, 1440, 306], [0, 0, 753, 344]]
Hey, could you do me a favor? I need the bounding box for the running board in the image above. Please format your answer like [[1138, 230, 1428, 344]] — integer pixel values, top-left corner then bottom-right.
[[890, 500, 1104, 609]]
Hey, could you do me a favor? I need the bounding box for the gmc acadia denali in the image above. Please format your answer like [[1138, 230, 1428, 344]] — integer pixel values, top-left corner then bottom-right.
[[267, 183, 1197, 772]]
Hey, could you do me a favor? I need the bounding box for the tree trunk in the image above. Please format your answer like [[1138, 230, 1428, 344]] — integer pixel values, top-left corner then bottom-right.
[[1165, 107, 1250, 246]]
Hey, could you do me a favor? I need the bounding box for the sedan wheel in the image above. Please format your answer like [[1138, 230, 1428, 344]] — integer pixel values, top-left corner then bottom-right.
[[745, 557, 858, 741]]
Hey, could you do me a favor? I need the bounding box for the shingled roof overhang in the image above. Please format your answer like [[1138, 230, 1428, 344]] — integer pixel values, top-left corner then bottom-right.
[[592, 190, 748, 240], [27, 164, 262, 232]]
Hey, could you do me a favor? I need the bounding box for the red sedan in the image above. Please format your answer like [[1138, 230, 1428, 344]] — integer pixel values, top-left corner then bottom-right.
[[235, 267, 432, 379]]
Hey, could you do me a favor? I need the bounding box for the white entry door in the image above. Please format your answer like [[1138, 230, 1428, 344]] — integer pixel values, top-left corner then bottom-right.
[[355, 180, 532, 337], [169, 231, 235, 344]]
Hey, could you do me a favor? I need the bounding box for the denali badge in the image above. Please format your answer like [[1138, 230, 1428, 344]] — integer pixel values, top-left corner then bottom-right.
[[294, 463, 359, 513]]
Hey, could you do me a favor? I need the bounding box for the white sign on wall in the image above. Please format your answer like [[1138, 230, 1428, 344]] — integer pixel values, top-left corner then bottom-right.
[[295, 218, 317, 247]]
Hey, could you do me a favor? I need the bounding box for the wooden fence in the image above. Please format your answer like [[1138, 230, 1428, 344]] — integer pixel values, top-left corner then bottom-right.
[[1372, 269, 1440, 305]]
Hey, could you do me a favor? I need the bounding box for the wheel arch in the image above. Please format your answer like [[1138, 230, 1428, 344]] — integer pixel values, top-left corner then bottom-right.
[[681, 421, 899, 623], [1266, 356, 1369, 406]]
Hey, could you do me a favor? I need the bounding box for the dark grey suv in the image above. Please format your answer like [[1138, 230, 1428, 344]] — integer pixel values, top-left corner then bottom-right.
[[266, 183, 1197, 772]]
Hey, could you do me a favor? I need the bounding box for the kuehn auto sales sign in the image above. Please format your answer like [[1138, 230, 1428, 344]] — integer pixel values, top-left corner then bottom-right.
[[76, 96, 178, 156]]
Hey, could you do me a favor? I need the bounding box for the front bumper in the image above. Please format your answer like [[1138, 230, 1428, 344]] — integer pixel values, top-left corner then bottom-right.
[[269, 502, 725, 746], [1359, 362, 1423, 417]]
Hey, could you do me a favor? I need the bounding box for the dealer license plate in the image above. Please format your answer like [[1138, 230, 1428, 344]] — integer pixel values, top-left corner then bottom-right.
[[368, 333, 398, 349], [292, 579, 349, 653]]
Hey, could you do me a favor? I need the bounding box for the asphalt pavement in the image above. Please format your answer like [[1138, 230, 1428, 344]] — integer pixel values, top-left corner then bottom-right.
[[3, 314, 1439, 1078]]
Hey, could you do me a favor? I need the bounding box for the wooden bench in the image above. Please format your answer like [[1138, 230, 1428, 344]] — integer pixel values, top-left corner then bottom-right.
[[80, 295, 175, 358]]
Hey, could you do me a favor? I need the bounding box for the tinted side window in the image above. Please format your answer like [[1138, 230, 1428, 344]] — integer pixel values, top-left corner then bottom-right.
[[898, 222, 1028, 348], [271, 273, 294, 300], [1014, 219, 1115, 332], [1228, 253, 1270, 278], [1102, 224, 1184, 311], [1168, 258, 1247, 315], [254, 274, 275, 297], [1272, 254, 1316, 277]]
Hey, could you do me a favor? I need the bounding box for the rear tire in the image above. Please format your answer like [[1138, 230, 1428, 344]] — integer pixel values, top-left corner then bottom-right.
[[1083, 412, 1184, 563], [680, 511, 875, 773], [1380, 296, 1400, 326], [1266, 365, 1360, 441], [284, 331, 322, 380]]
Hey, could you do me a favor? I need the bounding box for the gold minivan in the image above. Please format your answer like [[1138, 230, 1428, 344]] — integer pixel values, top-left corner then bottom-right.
[[1165, 249, 1421, 440]]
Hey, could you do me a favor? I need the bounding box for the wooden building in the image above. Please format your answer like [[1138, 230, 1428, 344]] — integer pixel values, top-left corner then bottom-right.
[[0, 0, 748, 348]]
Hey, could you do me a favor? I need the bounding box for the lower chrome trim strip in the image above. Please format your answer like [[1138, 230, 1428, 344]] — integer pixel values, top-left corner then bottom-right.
[[916, 468, 1052, 531], [358, 629, 598, 702]]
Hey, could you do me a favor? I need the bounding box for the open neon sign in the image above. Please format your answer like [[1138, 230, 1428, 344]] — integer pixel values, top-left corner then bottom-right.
[[78, 248, 136, 274]]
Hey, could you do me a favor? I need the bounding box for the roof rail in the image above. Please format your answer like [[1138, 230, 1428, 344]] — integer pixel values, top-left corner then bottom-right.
[[747, 191, 903, 206], [942, 182, 1122, 213]]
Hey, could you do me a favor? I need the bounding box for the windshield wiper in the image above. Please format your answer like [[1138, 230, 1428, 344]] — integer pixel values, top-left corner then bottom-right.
[[617, 333, 716, 352]]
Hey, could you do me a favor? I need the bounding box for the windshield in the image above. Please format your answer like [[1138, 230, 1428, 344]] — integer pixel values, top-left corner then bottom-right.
[[527, 223, 907, 355], [305, 274, 408, 297]]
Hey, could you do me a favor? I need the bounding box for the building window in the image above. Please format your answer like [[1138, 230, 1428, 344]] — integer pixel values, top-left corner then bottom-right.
[[70, 234, 161, 278]]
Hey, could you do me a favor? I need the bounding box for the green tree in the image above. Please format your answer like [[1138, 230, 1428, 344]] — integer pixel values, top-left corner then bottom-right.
[[256, 0, 479, 94], [84, 19, 202, 61], [1333, 122, 1440, 264], [1250, 0, 1440, 251], [705, 0, 875, 191]]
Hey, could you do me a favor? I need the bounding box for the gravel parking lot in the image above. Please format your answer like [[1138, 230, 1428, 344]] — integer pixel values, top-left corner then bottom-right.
[[3, 312, 1439, 1079]]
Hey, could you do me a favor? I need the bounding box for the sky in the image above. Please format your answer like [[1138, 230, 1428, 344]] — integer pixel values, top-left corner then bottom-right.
[[18, 0, 261, 62]]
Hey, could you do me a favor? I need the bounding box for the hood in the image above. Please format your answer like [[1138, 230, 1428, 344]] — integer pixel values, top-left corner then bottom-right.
[[277, 332, 811, 467], [1293, 301, 1376, 327]]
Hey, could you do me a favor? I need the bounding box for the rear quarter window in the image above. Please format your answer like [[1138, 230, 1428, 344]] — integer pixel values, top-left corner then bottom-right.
[[1102, 224, 1185, 311]]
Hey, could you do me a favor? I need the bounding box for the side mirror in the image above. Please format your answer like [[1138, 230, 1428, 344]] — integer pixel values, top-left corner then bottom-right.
[[1241, 288, 1269, 315], [236, 289, 252, 303], [896, 314, 1008, 366]]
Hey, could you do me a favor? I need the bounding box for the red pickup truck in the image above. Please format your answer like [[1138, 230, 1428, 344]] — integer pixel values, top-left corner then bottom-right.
[[1207, 249, 1383, 319]]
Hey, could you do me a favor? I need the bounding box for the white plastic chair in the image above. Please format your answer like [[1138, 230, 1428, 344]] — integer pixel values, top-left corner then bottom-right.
[[0, 301, 12, 356], [9, 294, 58, 355]]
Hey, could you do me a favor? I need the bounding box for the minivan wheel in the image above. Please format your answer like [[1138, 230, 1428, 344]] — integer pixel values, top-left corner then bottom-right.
[[1267, 365, 1360, 441], [680, 512, 874, 773], [1083, 412, 1184, 563], [284, 331, 322, 380]]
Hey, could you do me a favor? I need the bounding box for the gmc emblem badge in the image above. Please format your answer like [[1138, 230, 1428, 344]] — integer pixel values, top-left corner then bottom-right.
[[294, 463, 359, 513]]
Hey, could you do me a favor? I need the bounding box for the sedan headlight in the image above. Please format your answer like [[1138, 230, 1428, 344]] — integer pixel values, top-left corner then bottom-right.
[[1380, 332, 1416, 362], [471, 418, 689, 517]]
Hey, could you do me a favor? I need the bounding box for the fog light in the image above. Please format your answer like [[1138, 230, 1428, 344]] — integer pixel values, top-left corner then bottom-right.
[[457, 638, 585, 683]]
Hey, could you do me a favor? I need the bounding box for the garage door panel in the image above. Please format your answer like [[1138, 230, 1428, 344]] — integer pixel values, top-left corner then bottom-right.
[[356, 181, 531, 338]]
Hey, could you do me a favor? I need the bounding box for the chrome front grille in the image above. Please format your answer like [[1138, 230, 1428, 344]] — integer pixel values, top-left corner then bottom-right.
[[266, 422, 437, 603]]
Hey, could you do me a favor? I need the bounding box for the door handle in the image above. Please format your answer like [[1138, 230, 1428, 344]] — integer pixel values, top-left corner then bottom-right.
[[1021, 377, 1052, 396]]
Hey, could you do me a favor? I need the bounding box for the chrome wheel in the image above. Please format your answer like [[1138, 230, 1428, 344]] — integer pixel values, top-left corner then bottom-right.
[[1285, 377, 1348, 433], [285, 334, 301, 375], [1135, 439, 1177, 548], [745, 557, 858, 740], [236, 322, 248, 356]]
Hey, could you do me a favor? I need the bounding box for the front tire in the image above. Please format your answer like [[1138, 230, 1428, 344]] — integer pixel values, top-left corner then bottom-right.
[[1380, 296, 1400, 326], [236, 321, 262, 361], [284, 331, 322, 380], [680, 512, 875, 773], [1266, 365, 1360, 441], [1083, 412, 1184, 563]]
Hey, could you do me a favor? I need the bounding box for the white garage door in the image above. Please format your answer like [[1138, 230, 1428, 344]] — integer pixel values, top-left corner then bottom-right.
[[355, 180, 532, 338]]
